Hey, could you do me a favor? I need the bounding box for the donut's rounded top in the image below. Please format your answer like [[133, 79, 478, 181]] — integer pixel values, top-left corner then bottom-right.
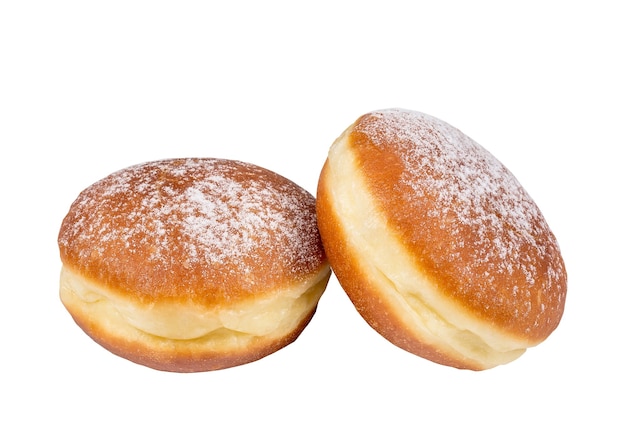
[[58, 158, 326, 305], [348, 109, 566, 342]]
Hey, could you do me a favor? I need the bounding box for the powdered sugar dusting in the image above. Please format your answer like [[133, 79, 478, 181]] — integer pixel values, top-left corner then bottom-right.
[[353, 109, 566, 335], [59, 158, 325, 299]]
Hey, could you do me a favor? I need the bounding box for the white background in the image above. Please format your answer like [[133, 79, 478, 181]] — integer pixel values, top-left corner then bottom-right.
[[1, 1, 623, 430]]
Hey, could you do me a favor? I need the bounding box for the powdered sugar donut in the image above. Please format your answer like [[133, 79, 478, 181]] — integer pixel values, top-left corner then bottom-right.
[[59, 158, 330, 372], [316, 109, 567, 370]]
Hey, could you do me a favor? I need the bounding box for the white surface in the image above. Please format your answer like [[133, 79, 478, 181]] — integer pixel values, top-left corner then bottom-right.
[[1, 1, 623, 430]]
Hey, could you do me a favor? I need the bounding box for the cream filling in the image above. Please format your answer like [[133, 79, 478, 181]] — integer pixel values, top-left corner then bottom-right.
[[326, 136, 529, 368], [60, 265, 330, 344]]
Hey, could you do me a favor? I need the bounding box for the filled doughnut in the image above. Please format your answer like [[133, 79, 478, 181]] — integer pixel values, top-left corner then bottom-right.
[[59, 158, 330, 372], [316, 109, 567, 370]]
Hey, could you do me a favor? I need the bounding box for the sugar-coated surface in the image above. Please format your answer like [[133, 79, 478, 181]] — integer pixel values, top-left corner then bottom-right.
[[58, 158, 325, 301], [351, 109, 566, 338]]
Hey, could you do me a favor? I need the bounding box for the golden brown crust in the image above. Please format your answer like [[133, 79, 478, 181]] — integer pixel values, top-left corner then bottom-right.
[[59, 158, 330, 371], [58, 158, 327, 305], [316, 109, 567, 369], [317, 164, 480, 369]]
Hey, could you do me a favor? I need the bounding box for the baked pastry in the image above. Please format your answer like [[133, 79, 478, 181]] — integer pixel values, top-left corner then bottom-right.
[[316, 109, 567, 370], [59, 158, 330, 372]]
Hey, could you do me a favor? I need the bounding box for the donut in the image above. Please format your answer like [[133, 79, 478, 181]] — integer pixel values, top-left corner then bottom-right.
[[316, 109, 567, 370], [58, 158, 330, 372]]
